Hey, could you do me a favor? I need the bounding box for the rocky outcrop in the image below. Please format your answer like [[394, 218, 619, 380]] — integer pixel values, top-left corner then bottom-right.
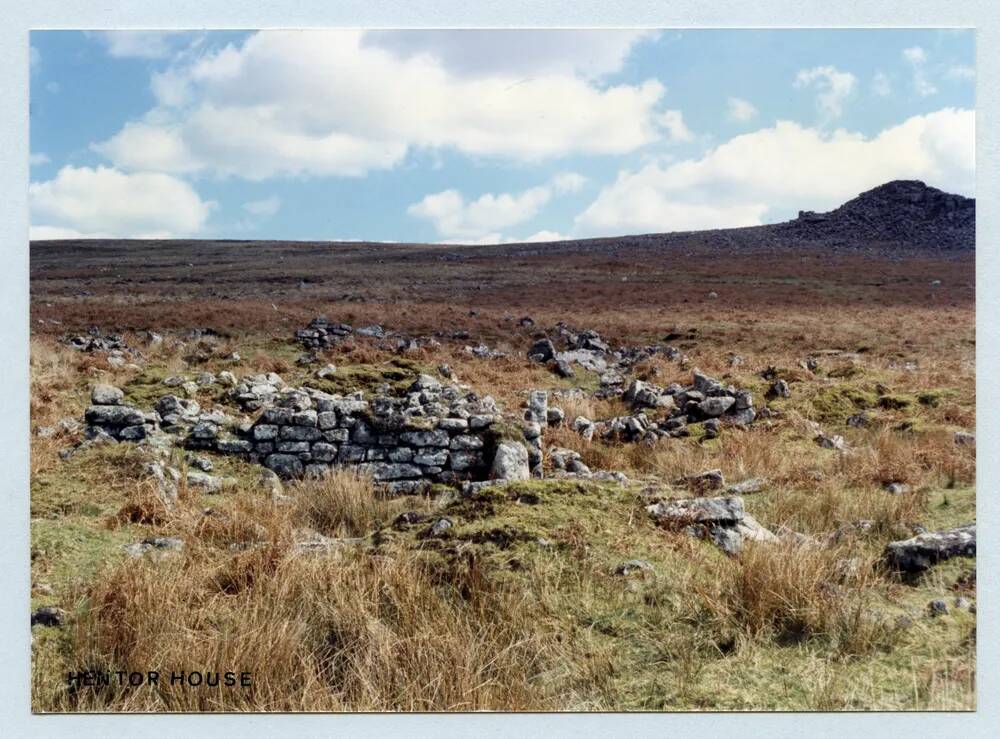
[[773, 180, 974, 250]]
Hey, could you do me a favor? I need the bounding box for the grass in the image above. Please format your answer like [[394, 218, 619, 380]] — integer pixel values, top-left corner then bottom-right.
[[28, 240, 976, 712]]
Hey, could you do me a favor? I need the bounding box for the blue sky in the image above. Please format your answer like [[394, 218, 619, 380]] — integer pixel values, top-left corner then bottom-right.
[[28, 29, 975, 243]]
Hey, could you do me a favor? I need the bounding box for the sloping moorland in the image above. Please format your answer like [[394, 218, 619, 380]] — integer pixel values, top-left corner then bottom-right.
[[29, 185, 976, 711]]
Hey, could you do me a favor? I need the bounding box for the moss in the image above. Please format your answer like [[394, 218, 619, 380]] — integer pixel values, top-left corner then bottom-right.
[[31, 443, 151, 518], [121, 363, 173, 407], [917, 390, 952, 408], [304, 358, 427, 396], [827, 364, 863, 379], [31, 518, 142, 599], [879, 394, 915, 410], [809, 384, 878, 423]]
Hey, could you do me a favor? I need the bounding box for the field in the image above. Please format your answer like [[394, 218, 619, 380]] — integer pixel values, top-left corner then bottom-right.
[[29, 236, 976, 711]]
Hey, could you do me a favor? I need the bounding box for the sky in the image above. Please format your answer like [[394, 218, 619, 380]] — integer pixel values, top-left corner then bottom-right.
[[28, 29, 975, 243]]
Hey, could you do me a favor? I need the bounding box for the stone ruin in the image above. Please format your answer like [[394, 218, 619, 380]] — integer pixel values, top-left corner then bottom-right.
[[84, 371, 529, 495], [569, 369, 756, 445]]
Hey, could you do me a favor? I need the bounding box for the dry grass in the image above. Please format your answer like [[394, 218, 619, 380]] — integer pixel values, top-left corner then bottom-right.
[[52, 530, 552, 711], [694, 542, 898, 656], [292, 468, 393, 537]]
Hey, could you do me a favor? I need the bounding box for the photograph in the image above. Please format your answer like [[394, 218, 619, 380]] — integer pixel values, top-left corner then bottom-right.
[[27, 28, 976, 712]]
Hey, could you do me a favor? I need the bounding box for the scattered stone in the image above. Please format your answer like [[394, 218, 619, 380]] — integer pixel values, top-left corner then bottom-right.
[[928, 599, 949, 617], [553, 359, 575, 378], [725, 477, 766, 495], [528, 339, 556, 362], [767, 379, 791, 399], [316, 364, 338, 379], [847, 412, 871, 428], [123, 536, 184, 559], [678, 469, 725, 492], [31, 607, 66, 628], [884, 523, 976, 573], [954, 431, 975, 446], [189, 455, 214, 472], [884, 482, 910, 495], [614, 559, 655, 576], [814, 433, 846, 450]]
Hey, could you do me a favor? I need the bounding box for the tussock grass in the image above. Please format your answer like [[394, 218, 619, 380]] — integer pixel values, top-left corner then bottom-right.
[[53, 538, 552, 711]]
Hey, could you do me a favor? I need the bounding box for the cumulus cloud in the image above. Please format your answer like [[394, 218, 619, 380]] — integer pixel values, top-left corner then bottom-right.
[[794, 65, 857, 121], [242, 196, 281, 218], [94, 30, 668, 180], [363, 29, 657, 80], [30, 165, 215, 238], [573, 108, 974, 237], [409, 186, 551, 241], [657, 110, 694, 142], [29, 152, 50, 166], [727, 97, 758, 122], [903, 46, 937, 97], [91, 31, 191, 60], [408, 173, 587, 241]]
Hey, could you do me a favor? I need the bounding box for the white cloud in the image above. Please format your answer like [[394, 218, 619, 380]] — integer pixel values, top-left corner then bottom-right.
[[409, 173, 586, 240], [242, 196, 281, 218], [409, 186, 551, 241], [902, 46, 927, 65], [45, 81, 60, 94], [947, 64, 975, 80], [573, 108, 974, 238], [552, 172, 588, 193], [903, 46, 938, 97], [30, 165, 215, 238], [437, 229, 571, 246], [92, 31, 188, 60], [794, 66, 857, 121], [872, 72, 892, 97], [364, 29, 657, 80], [94, 30, 668, 179], [657, 110, 694, 142], [30, 45, 40, 71], [522, 230, 569, 242], [727, 97, 758, 122], [29, 152, 50, 166], [30, 225, 111, 240]]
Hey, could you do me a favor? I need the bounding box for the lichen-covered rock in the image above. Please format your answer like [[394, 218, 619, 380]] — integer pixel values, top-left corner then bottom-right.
[[646, 496, 744, 526], [491, 441, 530, 481], [91, 384, 124, 406], [884, 523, 976, 573]]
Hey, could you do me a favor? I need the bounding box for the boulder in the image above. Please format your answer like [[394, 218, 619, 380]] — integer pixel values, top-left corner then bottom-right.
[[91, 384, 124, 406], [884, 523, 976, 573], [646, 496, 744, 526], [698, 396, 736, 418], [491, 441, 530, 481]]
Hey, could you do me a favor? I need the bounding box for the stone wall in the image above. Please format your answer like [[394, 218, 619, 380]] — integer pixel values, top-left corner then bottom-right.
[[192, 373, 510, 493]]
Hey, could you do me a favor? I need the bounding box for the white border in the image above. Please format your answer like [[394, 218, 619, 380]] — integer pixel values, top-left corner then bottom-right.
[[1, 1, 996, 736]]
